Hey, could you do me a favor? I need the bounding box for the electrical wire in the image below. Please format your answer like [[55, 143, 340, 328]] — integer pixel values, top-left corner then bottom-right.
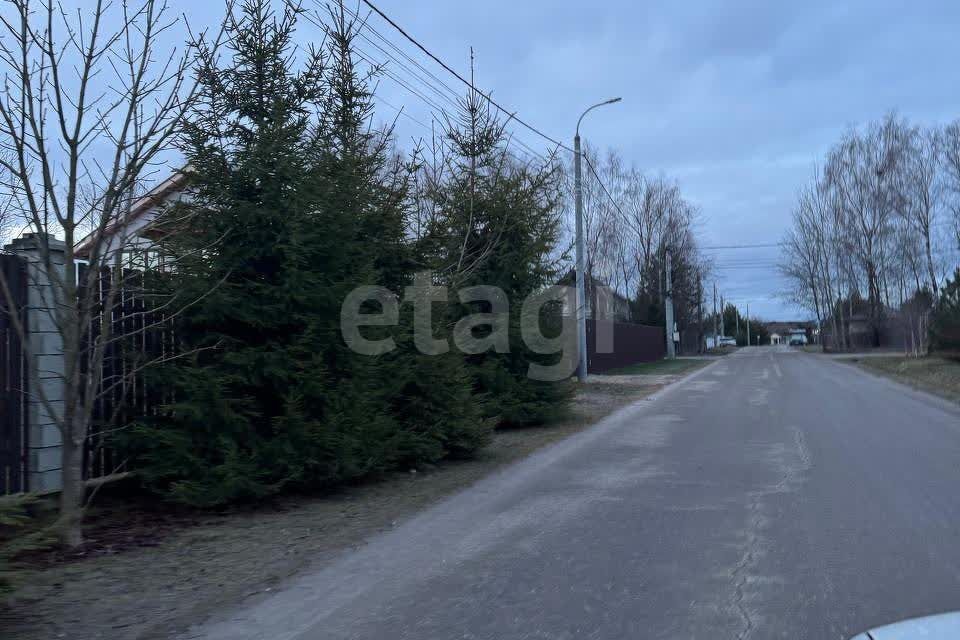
[[326, 0, 632, 219], [582, 154, 629, 227], [335, 2, 462, 104], [700, 242, 784, 250], [358, 0, 574, 153], [303, 6, 551, 164]]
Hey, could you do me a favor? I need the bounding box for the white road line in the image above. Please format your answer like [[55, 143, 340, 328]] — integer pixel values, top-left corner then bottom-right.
[[769, 353, 783, 378]]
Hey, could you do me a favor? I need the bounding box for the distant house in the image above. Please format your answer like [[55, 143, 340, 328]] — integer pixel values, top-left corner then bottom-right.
[[558, 271, 632, 322], [767, 321, 814, 346], [74, 171, 190, 262]]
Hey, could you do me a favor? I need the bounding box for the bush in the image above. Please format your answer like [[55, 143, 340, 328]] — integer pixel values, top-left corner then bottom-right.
[[0, 494, 49, 594]]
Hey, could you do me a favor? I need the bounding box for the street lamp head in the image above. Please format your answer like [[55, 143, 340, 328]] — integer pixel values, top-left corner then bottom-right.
[[576, 97, 623, 137]]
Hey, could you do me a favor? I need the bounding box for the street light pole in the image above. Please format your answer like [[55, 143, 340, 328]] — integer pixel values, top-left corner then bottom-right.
[[574, 97, 621, 383], [665, 250, 675, 359]]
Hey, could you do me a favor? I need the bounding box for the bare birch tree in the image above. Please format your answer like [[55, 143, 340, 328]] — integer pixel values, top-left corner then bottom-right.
[[941, 120, 960, 245], [896, 126, 945, 295], [782, 114, 960, 353]]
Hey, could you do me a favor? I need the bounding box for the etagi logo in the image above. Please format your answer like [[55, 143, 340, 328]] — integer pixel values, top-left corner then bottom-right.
[[341, 272, 616, 382]]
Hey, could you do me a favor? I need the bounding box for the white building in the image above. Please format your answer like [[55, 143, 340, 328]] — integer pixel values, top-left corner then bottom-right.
[[75, 171, 190, 262]]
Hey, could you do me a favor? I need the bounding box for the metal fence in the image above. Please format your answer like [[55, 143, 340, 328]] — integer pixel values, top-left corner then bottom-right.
[[586, 319, 665, 374], [0, 254, 27, 494], [81, 264, 173, 481]]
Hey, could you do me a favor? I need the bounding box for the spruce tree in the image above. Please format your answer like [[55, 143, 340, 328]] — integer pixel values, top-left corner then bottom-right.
[[131, 0, 331, 505], [124, 1, 488, 505], [288, 4, 489, 477], [419, 84, 573, 427]]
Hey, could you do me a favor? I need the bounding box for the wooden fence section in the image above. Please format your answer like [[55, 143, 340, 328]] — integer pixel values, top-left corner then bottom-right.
[[0, 254, 28, 494], [586, 319, 665, 374]]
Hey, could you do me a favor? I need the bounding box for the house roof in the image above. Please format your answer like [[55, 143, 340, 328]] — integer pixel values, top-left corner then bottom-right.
[[557, 269, 631, 304], [766, 321, 813, 334], [75, 170, 189, 258]]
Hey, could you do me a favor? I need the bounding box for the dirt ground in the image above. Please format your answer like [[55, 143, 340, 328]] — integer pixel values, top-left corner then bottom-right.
[[1, 369, 702, 640]]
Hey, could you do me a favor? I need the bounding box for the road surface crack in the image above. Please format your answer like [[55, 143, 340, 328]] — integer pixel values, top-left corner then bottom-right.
[[731, 427, 812, 640], [731, 496, 760, 640]]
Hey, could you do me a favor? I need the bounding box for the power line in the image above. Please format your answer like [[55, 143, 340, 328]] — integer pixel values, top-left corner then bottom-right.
[[347, 15, 552, 165], [359, 48, 455, 116], [336, 2, 462, 103], [324, 0, 647, 242], [304, 6, 551, 164], [582, 154, 629, 227], [700, 242, 784, 250], [358, 0, 573, 153], [372, 94, 434, 133]]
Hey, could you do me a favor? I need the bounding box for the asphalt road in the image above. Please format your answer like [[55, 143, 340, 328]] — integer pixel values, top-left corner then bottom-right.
[[185, 347, 960, 640]]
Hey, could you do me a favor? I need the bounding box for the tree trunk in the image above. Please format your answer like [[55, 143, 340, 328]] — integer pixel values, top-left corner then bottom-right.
[[925, 234, 939, 297], [58, 432, 85, 548], [867, 261, 882, 347], [809, 274, 824, 349]]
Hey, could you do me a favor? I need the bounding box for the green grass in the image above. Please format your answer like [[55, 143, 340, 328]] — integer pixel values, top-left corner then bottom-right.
[[853, 355, 960, 404], [601, 358, 710, 376]]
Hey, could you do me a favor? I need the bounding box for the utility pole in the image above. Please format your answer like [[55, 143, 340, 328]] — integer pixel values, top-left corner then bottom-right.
[[746, 303, 751, 347], [574, 133, 587, 382], [720, 294, 725, 340], [574, 97, 622, 383], [735, 308, 739, 342], [697, 275, 704, 354], [665, 250, 675, 359], [712, 282, 718, 350]]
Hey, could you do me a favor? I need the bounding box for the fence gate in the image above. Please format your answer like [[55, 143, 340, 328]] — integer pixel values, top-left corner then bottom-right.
[[0, 253, 27, 494]]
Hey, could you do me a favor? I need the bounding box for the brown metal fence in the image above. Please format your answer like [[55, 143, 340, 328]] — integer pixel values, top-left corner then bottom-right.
[[81, 264, 173, 481], [586, 319, 665, 374], [0, 254, 28, 494]]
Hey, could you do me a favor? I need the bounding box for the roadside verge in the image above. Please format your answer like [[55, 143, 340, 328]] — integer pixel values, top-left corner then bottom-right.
[[3, 358, 710, 640], [845, 355, 960, 406]]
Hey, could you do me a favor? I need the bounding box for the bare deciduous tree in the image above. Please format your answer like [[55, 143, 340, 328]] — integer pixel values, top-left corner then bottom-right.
[[0, 0, 207, 547], [559, 146, 708, 348], [782, 114, 959, 353], [896, 126, 945, 296], [942, 120, 960, 244]]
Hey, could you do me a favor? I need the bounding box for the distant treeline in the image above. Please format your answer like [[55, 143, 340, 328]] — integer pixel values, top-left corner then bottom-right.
[[781, 113, 960, 354]]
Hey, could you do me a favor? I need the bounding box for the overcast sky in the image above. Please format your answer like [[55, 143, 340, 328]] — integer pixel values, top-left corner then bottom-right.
[[62, 0, 960, 319]]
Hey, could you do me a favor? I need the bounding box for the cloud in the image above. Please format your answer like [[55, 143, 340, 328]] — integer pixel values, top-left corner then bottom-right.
[[170, 0, 960, 317]]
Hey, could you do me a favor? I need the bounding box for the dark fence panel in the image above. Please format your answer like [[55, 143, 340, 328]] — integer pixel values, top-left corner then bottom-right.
[[586, 319, 665, 374], [0, 254, 27, 494], [80, 264, 173, 480]]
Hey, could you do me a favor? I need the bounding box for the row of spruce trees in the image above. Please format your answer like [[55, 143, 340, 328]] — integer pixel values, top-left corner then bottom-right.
[[118, 1, 572, 506]]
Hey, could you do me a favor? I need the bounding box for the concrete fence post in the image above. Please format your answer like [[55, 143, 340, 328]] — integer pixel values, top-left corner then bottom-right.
[[5, 233, 66, 492]]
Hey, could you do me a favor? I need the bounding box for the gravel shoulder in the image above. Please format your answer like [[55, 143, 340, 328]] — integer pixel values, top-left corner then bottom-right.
[[2, 363, 707, 640]]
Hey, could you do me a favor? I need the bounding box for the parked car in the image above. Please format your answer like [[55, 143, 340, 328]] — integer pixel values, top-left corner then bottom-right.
[[719, 337, 737, 347], [849, 611, 960, 639]]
